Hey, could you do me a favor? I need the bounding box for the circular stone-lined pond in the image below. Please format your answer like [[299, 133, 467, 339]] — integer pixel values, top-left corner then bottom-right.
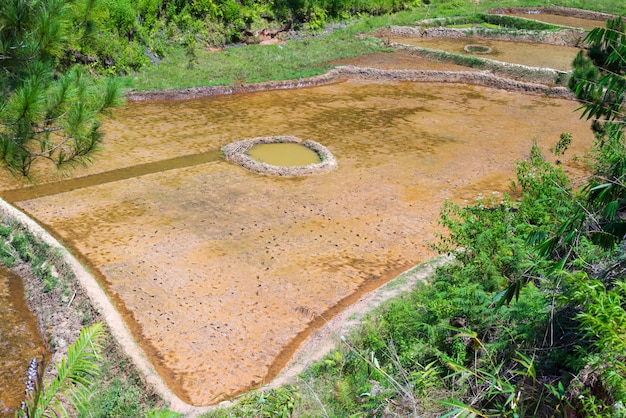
[[464, 44, 493, 54], [222, 136, 338, 176]]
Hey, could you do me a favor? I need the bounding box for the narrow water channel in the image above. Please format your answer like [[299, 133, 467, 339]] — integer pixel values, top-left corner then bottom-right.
[[0, 267, 44, 415]]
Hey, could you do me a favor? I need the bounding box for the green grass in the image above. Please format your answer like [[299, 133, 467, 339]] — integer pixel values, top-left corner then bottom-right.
[[78, 349, 168, 418], [121, 0, 625, 93], [477, 0, 625, 15], [0, 217, 172, 417], [122, 33, 388, 91], [425, 13, 564, 31]]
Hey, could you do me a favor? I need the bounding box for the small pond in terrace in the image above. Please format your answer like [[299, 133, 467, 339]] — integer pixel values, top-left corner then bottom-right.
[[328, 51, 483, 72], [392, 37, 581, 71]]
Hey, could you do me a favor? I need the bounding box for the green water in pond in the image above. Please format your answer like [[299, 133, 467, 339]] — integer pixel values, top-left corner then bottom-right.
[[246, 143, 321, 166]]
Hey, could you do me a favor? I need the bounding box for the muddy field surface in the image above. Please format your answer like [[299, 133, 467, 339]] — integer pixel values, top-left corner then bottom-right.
[[328, 51, 482, 71], [505, 13, 606, 30], [4, 79, 594, 405]]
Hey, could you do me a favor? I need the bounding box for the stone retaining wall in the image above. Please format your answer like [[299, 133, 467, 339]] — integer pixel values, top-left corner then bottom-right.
[[390, 26, 586, 47], [392, 44, 570, 86], [126, 72, 345, 102], [128, 61, 573, 103], [335, 65, 572, 98], [489, 6, 616, 22]]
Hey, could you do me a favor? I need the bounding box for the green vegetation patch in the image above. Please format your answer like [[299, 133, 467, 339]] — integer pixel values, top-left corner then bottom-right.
[[124, 32, 387, 91], [449, 22, 501, 29]]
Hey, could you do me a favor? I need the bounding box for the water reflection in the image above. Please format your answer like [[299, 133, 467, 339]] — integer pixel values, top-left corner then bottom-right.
[[0, 266, 44, 415]]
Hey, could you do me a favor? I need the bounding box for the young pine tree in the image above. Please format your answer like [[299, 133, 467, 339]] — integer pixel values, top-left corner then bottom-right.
[[0, 0, 122, 176]]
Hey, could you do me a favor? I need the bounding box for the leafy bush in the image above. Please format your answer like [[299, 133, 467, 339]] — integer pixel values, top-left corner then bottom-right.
[[0, 240, 17, 267], [571, 275, 626, 407], [102, 0, 138, 38], [204, 386, 300, 417]]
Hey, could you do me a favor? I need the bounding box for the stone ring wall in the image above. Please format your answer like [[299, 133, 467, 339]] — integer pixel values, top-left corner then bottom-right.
[[221, 136, 338, 176], [464, 44, 493, 54]]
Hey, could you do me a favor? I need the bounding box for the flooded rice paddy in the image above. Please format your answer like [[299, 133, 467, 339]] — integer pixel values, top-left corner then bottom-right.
[[1, 78, 595, 405], [392, 37, 581, 71]]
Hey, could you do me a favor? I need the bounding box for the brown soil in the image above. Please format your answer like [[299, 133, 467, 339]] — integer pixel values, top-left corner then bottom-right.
[[505, 13, 608, 31], [221, 136, 337, 176], [0, 266, 44, 415], [127, 66, 572, 103], [488, 6, 616, 22], [392, 37, 580, 72], [0, 202, 181, 414], [268, 255, 454, 389], [125, 28, 588, 104], [0, 217, 99, 416], [390, 25, 586, 47]]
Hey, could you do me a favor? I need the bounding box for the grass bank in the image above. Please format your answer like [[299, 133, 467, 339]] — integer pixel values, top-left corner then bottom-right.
[[122, 33, 388, 91], [121, 0, 624, 93]]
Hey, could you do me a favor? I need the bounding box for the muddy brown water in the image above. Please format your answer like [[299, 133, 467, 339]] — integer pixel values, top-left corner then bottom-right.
[[247, 143, 321, 166], [506, 13, 606, 30], [1, 78, 594, 405], [392, 37, 581, 71], [0, 267, 44, 415]]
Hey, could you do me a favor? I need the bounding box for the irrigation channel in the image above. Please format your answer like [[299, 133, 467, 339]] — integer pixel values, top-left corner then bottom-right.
[[0, 8, 609, 413]]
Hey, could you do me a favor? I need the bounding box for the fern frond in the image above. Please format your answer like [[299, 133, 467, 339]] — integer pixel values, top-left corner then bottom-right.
[[30, 322, 105, 418]]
